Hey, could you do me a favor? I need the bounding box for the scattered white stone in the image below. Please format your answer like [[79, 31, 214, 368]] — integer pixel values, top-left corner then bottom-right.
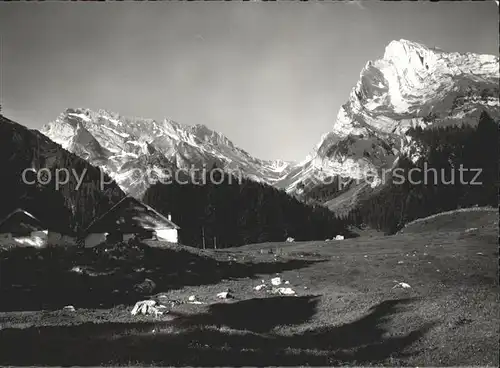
[[286, 237, 295, 243], [131, 300, 166, 317], [335, 235, 344, 240], [476, 252, 484, 255], [284, 281, 290, 285], [71, 266, 83, 274], [465, 227, 478, 233], [217, 291, 230, 299], [274, 287, 296, 295], [271, 277, 282, 286], [398, 261, 404, 264], [63, 305, 75, 312], [187, 295, 204, 304], [364, 255, 368, 258], [254, 284, 266, 291], [392, 282, 411, 289]]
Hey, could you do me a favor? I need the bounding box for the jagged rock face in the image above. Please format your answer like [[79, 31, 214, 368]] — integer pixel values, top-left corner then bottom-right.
[[277, 39, 499, 195], [41, 108, 295, 197]]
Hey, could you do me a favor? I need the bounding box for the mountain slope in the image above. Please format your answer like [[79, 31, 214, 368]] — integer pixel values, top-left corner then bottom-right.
[[0, 114, 125, 233], [275, 39, 499, 206], [41, 109, 295, 197]]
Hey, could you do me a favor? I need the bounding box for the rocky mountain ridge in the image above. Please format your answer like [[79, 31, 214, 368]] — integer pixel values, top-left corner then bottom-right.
[[41, 39, 499, 203], [274, 39, 499, 202], [42, 108, 295, 197]]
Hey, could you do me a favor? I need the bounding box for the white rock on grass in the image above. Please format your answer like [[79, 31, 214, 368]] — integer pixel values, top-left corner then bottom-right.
[[217, 291, 230, 299], [131, 300, 154, 315], [63, 305, 76, 312], [392, 282, 411, 289], [274, 287, 296, 295], [254, 284, 266, 291], [131, 300, 166, 317], [271, 277, 282, 286], [187, 295, 204, 304]]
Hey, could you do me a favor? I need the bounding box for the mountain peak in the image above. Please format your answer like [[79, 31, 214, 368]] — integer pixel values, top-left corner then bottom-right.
[[40, 108, 297, 196], [278, 39, 499, 197]]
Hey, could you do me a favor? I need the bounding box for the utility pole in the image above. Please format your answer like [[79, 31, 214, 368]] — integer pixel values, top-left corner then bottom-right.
[[202, 226, 206, 250]]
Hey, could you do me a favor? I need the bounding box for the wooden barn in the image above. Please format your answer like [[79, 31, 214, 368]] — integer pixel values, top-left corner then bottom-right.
[[83, 196, 180, 247]]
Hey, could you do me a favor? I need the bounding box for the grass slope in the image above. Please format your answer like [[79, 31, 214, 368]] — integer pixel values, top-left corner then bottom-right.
[[0, 209, 498, 366]]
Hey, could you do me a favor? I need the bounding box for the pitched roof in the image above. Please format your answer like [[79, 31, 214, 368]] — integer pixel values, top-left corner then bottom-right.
[[0, 209, 46, 234], [84, 196, 180, 234]]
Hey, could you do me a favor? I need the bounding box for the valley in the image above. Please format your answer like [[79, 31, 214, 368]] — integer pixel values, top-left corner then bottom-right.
[[0, 208, 497, 366]]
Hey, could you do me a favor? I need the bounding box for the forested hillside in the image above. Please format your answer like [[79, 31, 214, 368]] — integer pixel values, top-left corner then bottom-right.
[[0, 115, 125, 233], [143, 168, 352, 248], [345, 112, 498, 233]]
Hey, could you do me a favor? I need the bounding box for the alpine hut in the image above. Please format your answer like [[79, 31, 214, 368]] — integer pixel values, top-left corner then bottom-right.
[[0, 209, 49, 247], [0, 208, 77, 248], [83, 196, 180, 247]]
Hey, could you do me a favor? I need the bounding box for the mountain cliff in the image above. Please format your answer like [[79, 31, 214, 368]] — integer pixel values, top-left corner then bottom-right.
[[275, 39, 499, 207]]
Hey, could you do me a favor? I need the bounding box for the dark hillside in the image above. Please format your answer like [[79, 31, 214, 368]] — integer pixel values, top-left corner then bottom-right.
[[0, 115, 125, 233]]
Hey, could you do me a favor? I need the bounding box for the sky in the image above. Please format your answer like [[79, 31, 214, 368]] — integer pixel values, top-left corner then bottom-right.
[[0, 1, 498, 162]]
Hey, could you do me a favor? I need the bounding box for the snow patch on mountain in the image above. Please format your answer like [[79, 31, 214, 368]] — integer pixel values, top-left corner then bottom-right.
[[40, 108, 297, 197], [279, 39, 499, 200]]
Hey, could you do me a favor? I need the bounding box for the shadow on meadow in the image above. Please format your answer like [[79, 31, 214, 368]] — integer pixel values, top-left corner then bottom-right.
[[0, 243, 323, 311], [0, 296, 436, 366]]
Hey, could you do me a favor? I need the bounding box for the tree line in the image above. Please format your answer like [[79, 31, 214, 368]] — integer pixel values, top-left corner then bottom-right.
[[143, 167, 352, 248], [345, 111, 498, 234], [0, 115, 125, 234]]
